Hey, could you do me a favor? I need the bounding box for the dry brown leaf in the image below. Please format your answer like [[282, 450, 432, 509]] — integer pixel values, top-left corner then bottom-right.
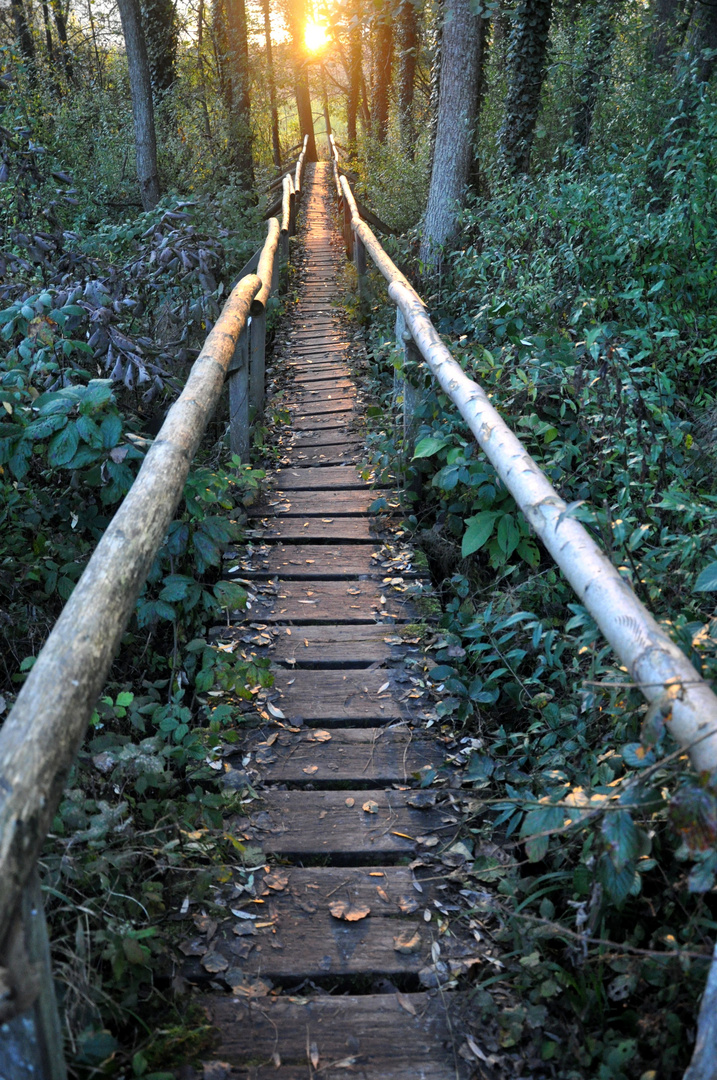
[[396, 991, 417, 1016], [303, 765, 319, 774], [267, 703, 285, 719], [263, 871, 289, 891], [345, 797, 355, 807], [310, 1041, 320, 1068], [178, 938, 206, 957], [329, 899, 371, 922], [416, 835, 439, 848], [393, 930, 421, 954], [271, 1051, 281, 1068], [312, 730, 332, 743], [362, 800, 379, 814], [266, 732, 279, 746], [201, 951, 229, 973], [376, 887, 390, 903], [398, 895, 420, 915]]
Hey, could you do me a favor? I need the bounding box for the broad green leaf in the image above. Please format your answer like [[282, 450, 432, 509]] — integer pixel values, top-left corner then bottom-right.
[[520, 805, 563, 862], [412, 435, 450, 459], [48, 423, 79, 467], [695, 562, 717, 592], [100, 412, 122, 449], [213, 580, 248, 610], [602, 809, 639, 870], [462, 511, 498, 557]]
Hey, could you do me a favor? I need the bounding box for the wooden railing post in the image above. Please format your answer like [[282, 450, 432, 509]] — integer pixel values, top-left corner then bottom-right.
[[395, 306, 423, 459], [0, 873, 67, 1080], [354, 228, 368, 301], [249, 309, 266, 420], [343, 194, 354, 259], [228, 323, 250, 461]]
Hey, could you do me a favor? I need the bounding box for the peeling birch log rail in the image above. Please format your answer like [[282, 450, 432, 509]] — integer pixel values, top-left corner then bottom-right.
[[0, 180, 301, 1071], [329, 141, 717, 774]]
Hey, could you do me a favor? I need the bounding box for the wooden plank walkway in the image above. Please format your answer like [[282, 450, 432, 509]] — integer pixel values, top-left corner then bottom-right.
[[190, 164, 470, 1078]]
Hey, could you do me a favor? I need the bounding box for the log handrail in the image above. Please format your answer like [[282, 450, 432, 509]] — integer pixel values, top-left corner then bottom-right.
[[329, 137, 717, 774], [0, 199, 301, 1056]]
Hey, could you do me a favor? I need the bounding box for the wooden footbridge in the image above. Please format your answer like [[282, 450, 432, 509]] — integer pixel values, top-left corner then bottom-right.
[[3, 142, 717, 1077]]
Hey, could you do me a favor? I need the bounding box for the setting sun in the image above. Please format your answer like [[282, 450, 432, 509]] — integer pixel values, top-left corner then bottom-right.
[[304, 21, 329, 52]]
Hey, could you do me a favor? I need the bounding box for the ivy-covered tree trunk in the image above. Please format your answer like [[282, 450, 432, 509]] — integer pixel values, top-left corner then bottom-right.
[[574, 0, 622, 149], [499, 0, 553, 175], [261, 0, 282, 168], [141, 0, 178, 97], [684, 0, 717, 82], [287, 0, 318, 162], [116, 0, 161, 210], [397, 0, 418, 154], [41, 2, 55, 66], [420, 0, 486, 266], [652, 0, 685, 62], [225, 0, 254, 187], [371, 10, 393, 143], [11, 0, 36, 70]]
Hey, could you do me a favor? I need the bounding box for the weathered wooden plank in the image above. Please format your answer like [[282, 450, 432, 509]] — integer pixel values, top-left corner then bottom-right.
[[285, 378, 354, 393], [288, 398, 356, 416], [244, 579, 412, 623], [229, 543, 381, 577], [212, 623, 420, 666], [289, 366, 353, 382], [287, 445, 362, 466], [192, 911, 430, 982], [204, 992, 464, 1079], [245, 518, 378, 542], [249, 490, 395, 517], [268, 669, 415, 724], [243, 726, 440, 785], [269, 467, 365, 491], [234, 788, 449, 858], [292, 415, 356, 432]]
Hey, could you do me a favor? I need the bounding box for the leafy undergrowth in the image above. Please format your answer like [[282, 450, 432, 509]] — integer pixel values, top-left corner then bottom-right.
[[0, 84, 288, 1077], [354, 90, 717, 1079]]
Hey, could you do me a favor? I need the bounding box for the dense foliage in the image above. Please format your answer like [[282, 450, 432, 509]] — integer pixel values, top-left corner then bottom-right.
[[353, 5, 717, 1077]]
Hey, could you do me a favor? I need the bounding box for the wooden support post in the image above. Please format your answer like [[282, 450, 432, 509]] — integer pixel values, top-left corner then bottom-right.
[[395, 307, 423, 499], [249, 309, 266, 420], [343, 196, 353, 259], [289, 190, 296, 237], [353, 229, 368, 302], [0, 873, 67, 1080], [228, 323, 250, 462]]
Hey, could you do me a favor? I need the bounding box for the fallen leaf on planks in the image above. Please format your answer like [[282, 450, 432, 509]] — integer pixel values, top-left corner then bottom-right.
[[329, 900, 371, 922], [393, 930, 421, 954], [396, 991, 417, 1016]]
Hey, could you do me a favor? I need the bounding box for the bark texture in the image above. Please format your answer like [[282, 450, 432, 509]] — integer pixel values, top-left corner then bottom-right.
[[141, 0, 178, 96], [50, 0, 73, 79], [262, 0, 282, 168], [574, 0, 622, 149], [11, 0, 35, 68], [371, 13, 393, 143], [226, 0, 254, 186], [684, 0, 717, 82], [397, 0, 418, 153], [346, 6, 362, 150], [116, 0, 161, 210], [499, 0, 553, 175], [652, 0, 684, 62], [420, 0, 485, 265]]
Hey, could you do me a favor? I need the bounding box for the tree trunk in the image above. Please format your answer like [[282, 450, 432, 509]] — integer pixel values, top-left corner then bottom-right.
[[347, 5, 361, 151], [141, 0, 178, 97], [212, 0, 234, 114], [225, 0, 254, 186], [41, 2, 55, 65], [652, 0, 684, 61], [420, 0, 485, 265], [499, 0, 553, 175], [50, 0, 73, 80], [116, 0, 161, 210], [11, 0, 36, 71], [397, 0, 417, 154], [371, 12, 393, 142], [684, 0, 717, 82], [261, 0, 282, 168], [573, 0, 622, 149], [197, 0, 213, 141], [287, 0, 318, 162]]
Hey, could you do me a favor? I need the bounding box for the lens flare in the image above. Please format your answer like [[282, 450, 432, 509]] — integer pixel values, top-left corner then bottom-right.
[[304, 21, 328, 51]]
